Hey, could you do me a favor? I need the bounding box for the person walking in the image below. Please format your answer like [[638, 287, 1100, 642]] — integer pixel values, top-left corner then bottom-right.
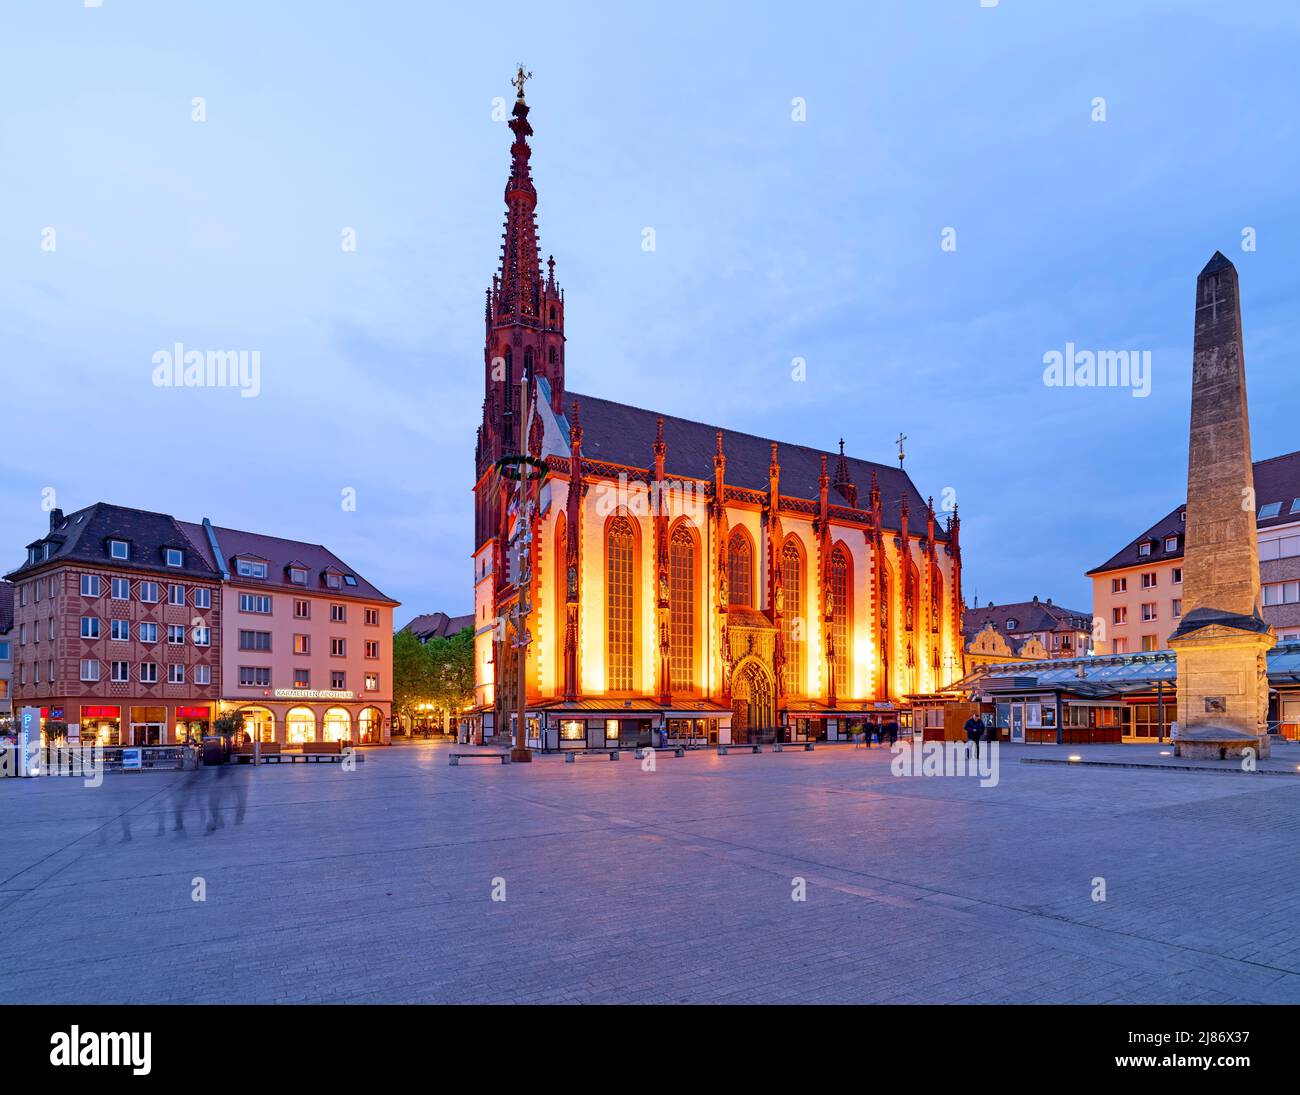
[[964, 712, 985, 760]]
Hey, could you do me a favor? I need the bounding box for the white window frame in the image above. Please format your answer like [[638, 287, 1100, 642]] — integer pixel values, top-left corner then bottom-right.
[[109, 540, 129, 560]]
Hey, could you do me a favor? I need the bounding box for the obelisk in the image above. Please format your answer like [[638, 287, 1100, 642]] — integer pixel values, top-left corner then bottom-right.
[[1169, 251, 1275, 759]]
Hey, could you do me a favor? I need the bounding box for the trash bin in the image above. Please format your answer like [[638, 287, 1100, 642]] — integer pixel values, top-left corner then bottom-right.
[[201, 736, 226, 766]]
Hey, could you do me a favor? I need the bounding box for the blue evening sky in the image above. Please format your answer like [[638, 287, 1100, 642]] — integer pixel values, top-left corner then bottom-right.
[[3, 0, 1298, 625]]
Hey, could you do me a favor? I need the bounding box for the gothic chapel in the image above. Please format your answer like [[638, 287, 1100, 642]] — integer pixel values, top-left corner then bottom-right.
[[467, 70, 966, 751]]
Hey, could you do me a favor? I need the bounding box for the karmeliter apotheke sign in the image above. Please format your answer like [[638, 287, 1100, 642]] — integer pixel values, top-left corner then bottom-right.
[[268, 688, 356, 701]]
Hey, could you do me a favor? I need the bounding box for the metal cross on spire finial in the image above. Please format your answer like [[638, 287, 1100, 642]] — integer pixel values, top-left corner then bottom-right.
[[896, 432, 907, 467], [512, 64, 532, 100]]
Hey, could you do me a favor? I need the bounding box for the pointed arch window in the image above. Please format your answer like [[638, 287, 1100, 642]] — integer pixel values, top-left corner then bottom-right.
[[669, 526, 695, 691], [555, 515, 568, 685], [606, 517, 635, 692], [831, 546, 850, 693], [781, 541, 804, 696], [727, 532, 753, 608]]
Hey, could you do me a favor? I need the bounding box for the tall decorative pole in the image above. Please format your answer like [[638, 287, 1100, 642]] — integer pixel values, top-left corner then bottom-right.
[[714, 432, 732, 702], [563, 401, 583, 703], [653, 417, 672, 707], [768, 443, 785, 702], [818, 454, 835, 707]]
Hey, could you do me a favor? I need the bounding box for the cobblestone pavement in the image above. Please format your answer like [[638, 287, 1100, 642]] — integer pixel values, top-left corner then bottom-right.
[[2, 740, 1299, 1004]]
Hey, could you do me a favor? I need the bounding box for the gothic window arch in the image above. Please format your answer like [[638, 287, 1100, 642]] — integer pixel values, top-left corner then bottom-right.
[[781, 538, 805, 696], [669, 524, 696, 691], [606, 515, 637, 693], [555, 514, 567, 688], [727, 530, 754, 608], [549, 346, 557, 365], [831, 544, 851, 695]]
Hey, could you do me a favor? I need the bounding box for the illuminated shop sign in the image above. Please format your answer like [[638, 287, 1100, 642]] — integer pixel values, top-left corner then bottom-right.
[[271, 688, 355, 701]]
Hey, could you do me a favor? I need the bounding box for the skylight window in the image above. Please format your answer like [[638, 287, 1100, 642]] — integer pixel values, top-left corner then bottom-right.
[[1259, 502, 1282, 519], [1291, 499, 1300, 514], [343, 575, 358, 587]]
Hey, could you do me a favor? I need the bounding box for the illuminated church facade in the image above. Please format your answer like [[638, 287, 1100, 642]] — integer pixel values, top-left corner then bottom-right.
[[468, 72, 966, 750]]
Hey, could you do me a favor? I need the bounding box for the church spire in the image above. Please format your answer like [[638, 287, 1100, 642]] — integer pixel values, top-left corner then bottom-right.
[[479, 67, 567, 485], [498, 65, 541, 321]]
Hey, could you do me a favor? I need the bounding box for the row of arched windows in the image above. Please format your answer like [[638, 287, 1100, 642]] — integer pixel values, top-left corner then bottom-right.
[[581, 519, 861, 698]]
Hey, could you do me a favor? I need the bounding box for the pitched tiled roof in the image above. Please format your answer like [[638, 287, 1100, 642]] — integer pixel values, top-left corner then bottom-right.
[[4, 503, 220, 582], [1088, 451, 1300, 576], [564, 391, 942, 536], [403, 611, 474, 640], [963, 599, 1091, 641], [0, 581, 13, 633], [178, 521, 397, 604]]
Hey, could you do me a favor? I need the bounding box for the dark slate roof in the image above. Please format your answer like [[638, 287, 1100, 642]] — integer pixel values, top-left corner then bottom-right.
[[564, 390, 941, 536], [178, 521, 398, 605], [403, 611, 474, 640], [963, 598, 1091, 641], [1089, 451, 1300, 576], [4, 503, 221, 582], [0, 581, 13, 633]]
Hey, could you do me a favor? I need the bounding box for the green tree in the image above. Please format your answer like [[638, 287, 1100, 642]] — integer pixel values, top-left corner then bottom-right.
[[392, 628, 435, 733], [426, 627, 475, 732]]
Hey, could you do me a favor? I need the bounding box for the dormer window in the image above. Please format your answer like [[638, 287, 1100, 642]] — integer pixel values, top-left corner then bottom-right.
[[1138, 542, 1152, 556], [109, 539, 129, 560], [42, 543, 55, 560], [1164, 536, 1178, 552], [289, 567, 308, 585], [235, 558, 268, 580], [27, 547, 39, 565], [1180, 510, 1186, 523], [325, 573, 342, 589], [165, 548, 184, 567], [1005, 618, 1018, 630]]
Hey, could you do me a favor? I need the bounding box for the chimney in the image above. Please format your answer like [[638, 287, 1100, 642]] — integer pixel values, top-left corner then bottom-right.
[[49, 508, 64, 531]]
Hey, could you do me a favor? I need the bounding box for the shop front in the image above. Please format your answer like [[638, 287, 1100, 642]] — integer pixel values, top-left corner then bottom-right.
[[174, 705, 211, 744], [225, 697, 391, 745]]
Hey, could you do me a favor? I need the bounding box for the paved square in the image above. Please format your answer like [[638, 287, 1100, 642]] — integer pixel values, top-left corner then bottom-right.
[[2, 741, 1299, 1004]]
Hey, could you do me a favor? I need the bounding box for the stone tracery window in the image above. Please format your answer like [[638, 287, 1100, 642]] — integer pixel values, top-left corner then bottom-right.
[[727, 531, 752, 608], [781, 540, 804, 696], [831, 545, 850, 693], [606, 517, 635, 692], [669, 526, 694, 691]]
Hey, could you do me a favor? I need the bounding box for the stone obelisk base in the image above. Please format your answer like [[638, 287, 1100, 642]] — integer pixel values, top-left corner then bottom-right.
[[1169, 624, 1273, 760]]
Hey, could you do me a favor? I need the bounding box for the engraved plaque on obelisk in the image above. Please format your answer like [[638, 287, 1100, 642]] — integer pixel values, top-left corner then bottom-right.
[[1168, 252, 1275, 759]]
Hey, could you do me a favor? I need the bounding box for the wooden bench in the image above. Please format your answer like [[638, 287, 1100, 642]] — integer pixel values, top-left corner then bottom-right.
[[717, 743, 762, 755], [299, 741, 345, 762], [564, 749, 620, 762], [635, 745, 685, 759], [773, 741, 815, 753], [449, 750, 511, 766], [234, 742, 283, 763]]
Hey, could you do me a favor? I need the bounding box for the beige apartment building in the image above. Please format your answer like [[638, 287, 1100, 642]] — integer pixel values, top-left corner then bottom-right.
[[179, 521, 398, 745], [1088, 451, 1300, 654]]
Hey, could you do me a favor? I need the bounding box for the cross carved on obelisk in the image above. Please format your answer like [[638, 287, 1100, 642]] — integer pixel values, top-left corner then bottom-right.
[[1199, 274, 1228, 323]]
